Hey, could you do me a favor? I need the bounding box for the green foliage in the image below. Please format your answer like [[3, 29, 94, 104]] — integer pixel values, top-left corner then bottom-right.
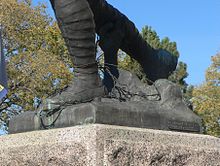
[[161, 37, 179, 57], [141, 26, 179, 57], [0, 0, 72, 128], [119, 55, 148, 82], [192, 54, 220, 137], [141, 26, 160, 49], [168, 61, 188, 93]]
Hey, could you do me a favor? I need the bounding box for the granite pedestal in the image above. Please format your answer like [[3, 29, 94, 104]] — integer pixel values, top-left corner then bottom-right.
[[1, 124, 220, 166]]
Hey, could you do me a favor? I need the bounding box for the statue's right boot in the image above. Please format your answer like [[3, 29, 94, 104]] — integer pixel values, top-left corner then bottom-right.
[[43, 0, 106, 111], [87, 0, 178, 83], [139, 48, 178, 83], [118, 20, 178, 83]]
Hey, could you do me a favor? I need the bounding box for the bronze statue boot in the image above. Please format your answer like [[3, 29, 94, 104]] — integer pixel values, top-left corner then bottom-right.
[[42, 0, 107, 111], [86, 0, 178, 84], [42, 66, 106, 111], [141, 49, 178, 83]]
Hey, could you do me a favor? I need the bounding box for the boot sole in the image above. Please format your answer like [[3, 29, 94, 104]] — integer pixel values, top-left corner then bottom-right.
[[48, 86, 107, 107]]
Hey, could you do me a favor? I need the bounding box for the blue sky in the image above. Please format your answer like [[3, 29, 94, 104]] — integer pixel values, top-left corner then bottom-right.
[[33, 0, 220, 86]]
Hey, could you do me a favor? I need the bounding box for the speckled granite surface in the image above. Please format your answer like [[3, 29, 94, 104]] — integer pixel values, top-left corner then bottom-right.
[[0, 124, 220, 165]]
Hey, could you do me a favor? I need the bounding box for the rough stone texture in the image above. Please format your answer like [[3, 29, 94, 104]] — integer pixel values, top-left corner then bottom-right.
[[1, 124, 220, 166]]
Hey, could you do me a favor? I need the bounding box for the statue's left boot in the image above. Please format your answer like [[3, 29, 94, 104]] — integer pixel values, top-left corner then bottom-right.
[[41, 0, 107, 111]]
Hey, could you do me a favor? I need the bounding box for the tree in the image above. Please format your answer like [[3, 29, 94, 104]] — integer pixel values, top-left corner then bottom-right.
[[141, 26, 161, 49], [0, 0, 72, 132], [168, 62, 189, 93], [192, 53, 220, 137]]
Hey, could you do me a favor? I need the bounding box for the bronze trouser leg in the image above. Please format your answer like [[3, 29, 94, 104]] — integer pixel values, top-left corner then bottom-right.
[[87, 0, 177, 82], [41, 0, 105, 109], [50, 0, 100, 89], [98, 21, 124, 92], [50, 0, 177, 89], [50, 0, 124, 92]]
